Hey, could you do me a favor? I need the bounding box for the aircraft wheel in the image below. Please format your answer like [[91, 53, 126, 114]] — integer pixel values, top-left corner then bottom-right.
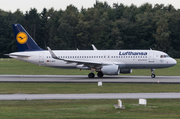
[[151, 74, 156, 78], [88, 73, 95, 78], [97, 72, 104, 78]]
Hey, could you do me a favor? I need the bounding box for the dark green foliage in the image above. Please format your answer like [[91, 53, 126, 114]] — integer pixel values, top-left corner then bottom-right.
[[0, 2, 180, 57]]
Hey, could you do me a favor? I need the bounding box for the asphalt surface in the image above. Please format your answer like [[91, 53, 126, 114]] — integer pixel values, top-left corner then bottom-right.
[[0, 75, 179, 83], [0, 93, 180, 100]]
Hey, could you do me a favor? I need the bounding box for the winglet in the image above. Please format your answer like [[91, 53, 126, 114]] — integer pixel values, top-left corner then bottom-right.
[[92, 44, 98, 50], [47, 47, 61, 60]]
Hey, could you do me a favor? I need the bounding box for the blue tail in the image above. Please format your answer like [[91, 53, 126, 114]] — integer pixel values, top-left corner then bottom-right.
[[12, 24, 43, 52]]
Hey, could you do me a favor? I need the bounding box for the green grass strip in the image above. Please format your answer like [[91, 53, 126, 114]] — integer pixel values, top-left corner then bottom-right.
[[0, 83, 179, 94], [0, 99, 180, 118]]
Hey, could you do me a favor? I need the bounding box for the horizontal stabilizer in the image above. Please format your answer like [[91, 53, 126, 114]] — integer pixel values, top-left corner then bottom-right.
[[5, 54, 30, 57]]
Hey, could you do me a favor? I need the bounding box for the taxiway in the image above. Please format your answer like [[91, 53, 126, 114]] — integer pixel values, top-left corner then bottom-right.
[[0, 93, 180, 100]]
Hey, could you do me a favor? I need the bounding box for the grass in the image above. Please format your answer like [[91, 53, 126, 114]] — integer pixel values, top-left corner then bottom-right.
[[0, 58, 179, 75], [0, 83, 180, 94], [0, 99, 180, 119]]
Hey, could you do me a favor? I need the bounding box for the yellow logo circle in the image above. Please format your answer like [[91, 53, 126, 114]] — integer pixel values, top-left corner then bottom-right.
[[16, 32, 28, 44]]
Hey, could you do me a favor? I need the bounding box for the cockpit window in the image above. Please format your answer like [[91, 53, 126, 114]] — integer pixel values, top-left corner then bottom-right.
[[160, 55, 169, 58]]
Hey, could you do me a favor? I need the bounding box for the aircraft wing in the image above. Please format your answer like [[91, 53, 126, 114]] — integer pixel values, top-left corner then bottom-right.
[[47, 47, 127, 69], [47, 47, 107, 66]]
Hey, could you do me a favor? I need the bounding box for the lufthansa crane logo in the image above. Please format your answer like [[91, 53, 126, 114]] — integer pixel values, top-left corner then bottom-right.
[[16, 32, 28, 44]]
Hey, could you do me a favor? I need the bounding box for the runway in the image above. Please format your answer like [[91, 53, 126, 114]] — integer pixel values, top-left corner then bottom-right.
[[0, 75, 180, 83], [0, 93, 180, 100]]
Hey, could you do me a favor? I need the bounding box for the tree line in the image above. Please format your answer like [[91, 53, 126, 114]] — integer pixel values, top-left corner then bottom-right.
[[0, 1, 180, 58]]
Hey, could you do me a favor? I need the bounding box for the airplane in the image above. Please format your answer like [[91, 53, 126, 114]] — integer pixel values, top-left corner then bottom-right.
[[6, 24, 177, 78]]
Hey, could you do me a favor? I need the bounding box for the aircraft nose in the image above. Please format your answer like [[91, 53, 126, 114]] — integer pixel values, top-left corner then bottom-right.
[[171, 59, 177, 66]]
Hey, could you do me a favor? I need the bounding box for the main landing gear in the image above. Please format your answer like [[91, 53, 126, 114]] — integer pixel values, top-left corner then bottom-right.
[[88, 71, 104, 78], [88, 73, 95, 78], [97, 71, 104, 78], [151, 69, 156, 78]]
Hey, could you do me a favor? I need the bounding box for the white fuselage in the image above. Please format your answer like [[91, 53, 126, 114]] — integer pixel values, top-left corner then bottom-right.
[[10, 50, 177, 70]]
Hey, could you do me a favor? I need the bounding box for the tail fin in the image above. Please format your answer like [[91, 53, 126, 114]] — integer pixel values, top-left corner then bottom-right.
[[12, 24, 43, 52]]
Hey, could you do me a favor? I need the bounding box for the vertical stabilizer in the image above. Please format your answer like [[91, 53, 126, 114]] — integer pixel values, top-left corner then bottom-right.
[[12, 24, 43, 52]]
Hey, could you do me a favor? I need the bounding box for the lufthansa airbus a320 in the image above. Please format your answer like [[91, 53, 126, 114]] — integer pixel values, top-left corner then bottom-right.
[[6, 24, 177, 78]]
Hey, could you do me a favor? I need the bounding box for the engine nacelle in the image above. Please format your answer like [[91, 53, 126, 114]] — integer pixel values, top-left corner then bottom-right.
[[120, 69, 132, 74], [101, 65, 120, 75]]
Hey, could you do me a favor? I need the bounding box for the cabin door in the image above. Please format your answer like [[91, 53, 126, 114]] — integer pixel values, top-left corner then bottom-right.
[[149, 52, 154, 62], [39, 53, 44, 65]]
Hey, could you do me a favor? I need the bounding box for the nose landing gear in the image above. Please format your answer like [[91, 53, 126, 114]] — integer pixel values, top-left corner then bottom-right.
[[151, 69, 156, 78]]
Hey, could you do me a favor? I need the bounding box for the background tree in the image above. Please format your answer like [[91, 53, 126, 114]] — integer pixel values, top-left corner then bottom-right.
[[0, 2, 180, 58]]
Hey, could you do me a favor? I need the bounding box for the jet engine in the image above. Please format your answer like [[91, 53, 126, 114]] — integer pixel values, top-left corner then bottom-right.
[[120, 69, 132, 74], [101, 65, 120, 75]]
